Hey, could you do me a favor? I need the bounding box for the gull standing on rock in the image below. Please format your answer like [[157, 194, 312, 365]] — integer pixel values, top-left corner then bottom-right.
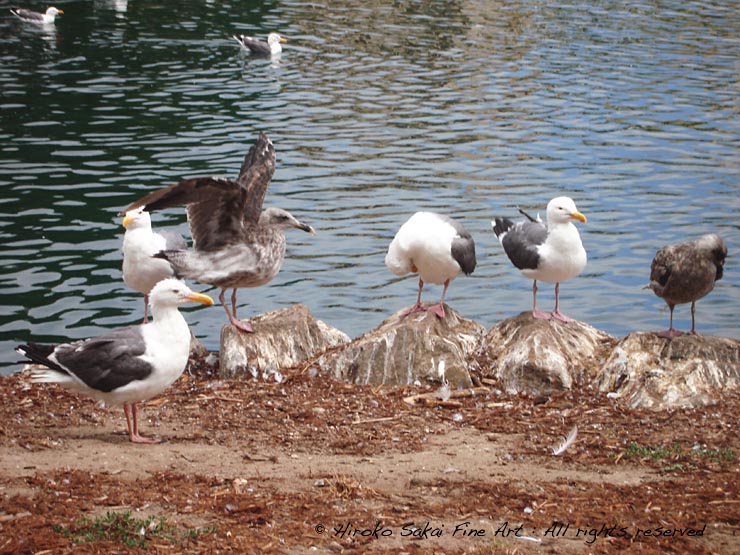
[[16, 279, 214, 444], [121, 132, 316, 334], [385, 212, 477, 319], [233, 32, 287, 55], [122, 207, 185, 323], [648, 233, 727, 338], [492, 196, 587, 322]]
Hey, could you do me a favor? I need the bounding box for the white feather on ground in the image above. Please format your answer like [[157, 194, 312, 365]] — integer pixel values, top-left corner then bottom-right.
[[552, 425, 578, 456]]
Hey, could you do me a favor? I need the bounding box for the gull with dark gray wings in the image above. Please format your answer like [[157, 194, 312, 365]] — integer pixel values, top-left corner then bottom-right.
[[493, 196, 587, 322], [121, 132, 315, 333], [16, 279, 213, 444], [233, 32, 287, 55], [385, 212, 476, 319], [648, 233, 727, 338], [10, 6, 63, 23]]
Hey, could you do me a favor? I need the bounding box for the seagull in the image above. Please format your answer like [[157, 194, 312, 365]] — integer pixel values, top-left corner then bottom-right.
[[492, 196, 587, 322], [10, 6, 63, 24], [122, 207, 186, 323], [648, 233, 727, 338], [233, 32, 287, 55], [16, 279, 214, 444], [120, 132, 316, 334], [385, 212, 476, 319]]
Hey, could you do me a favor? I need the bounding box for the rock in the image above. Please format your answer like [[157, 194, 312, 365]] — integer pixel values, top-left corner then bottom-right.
[[219, 304, 350, 378], [189, 333, 209, 358], [312, 305, 484, 387], [597, 332, 740, 409], [478, 312, 617, 395]]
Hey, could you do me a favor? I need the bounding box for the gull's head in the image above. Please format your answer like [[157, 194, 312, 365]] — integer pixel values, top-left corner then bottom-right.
[[149, 278, 214, 309], [267, 32, 287, 46], [547, 196, 587, 225], [260, 207, 316, 235], [122, 206, 152, 230], [47, 7, 63, 16], [695, 233, 727, 278]]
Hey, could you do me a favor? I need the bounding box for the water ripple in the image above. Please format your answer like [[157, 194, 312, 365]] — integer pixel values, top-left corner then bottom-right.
[[0, 0, 738, 371]]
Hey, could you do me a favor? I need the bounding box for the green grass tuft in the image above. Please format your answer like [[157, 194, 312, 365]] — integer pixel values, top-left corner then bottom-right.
[[54, 511, 215, 549]]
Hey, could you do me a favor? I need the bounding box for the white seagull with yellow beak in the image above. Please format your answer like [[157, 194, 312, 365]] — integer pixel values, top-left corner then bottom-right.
[[17, 279, 213, 444], [493, 196, 588, 322]]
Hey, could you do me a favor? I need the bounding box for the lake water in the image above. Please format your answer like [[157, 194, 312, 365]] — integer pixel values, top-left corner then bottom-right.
[[1, 0, 738, 373]]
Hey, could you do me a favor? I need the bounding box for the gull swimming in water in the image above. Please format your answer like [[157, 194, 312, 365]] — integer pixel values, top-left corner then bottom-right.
[[10, 6, 63, 24], [233, 32, 287, 55]]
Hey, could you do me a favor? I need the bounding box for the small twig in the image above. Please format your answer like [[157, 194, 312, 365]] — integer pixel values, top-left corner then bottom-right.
[[351, 416, 400, 425]]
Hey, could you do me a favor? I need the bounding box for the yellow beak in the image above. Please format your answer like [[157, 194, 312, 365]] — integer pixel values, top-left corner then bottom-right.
[[279, 36, 287, 43], [570, 211, 587, 223], [57, 9, 64, 14], [186, 292, 215, 306], [122, 215, 134, 227]]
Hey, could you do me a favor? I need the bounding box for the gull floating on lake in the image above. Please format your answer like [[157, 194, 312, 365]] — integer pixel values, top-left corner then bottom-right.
[[233, 32, 287, 55], [17, 279, 213, 444], [493, 196, 587, 322], [385, 212, 476, 319], [121, 132, 315, 334], [10, 6, 63, 23], [648, 233, 727, 338], [122, 207, 186, 323]]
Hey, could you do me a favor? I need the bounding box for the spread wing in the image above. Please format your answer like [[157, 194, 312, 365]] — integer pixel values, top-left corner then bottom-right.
[[236, 131, 276, 223], [120, 132, 276, 251]]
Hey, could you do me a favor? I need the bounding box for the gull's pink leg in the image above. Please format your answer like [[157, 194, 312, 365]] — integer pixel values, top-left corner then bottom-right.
[[658, 304, 684, 338], [401, 277, 427, 317], [142, 294, 150, 324], [124, 403, 161, 444], [531, 280, 551, 320], [426, 279, 449, 319], [688, 301, 701, 336], [551, 282, 574, 323], [220, 288, 254, 333]]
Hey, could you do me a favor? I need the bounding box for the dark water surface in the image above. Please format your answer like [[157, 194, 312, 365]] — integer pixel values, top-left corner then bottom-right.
[[1, 0, 738, 373]]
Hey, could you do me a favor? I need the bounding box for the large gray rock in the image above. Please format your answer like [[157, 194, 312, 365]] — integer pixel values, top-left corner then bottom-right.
[[597, 332, 740, 409], [219, 304, 350, 378], [312, 305, 484, 387], [478, 312, 617, 395]]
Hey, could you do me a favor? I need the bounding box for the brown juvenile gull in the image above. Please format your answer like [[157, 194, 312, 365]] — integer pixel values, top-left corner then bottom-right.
[[385, 212, 476, 319], [10, 6, 63, 23], [121, 132, 316, 333], [122, 207, 185, 323], [648, 233, 727, 338], [492, 196, 587, 322], [233, 32, 287, 55], [16, 279, 214, 444]]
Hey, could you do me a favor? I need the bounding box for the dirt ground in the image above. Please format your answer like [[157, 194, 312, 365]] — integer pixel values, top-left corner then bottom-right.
[[1, 354, 738, 555]]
